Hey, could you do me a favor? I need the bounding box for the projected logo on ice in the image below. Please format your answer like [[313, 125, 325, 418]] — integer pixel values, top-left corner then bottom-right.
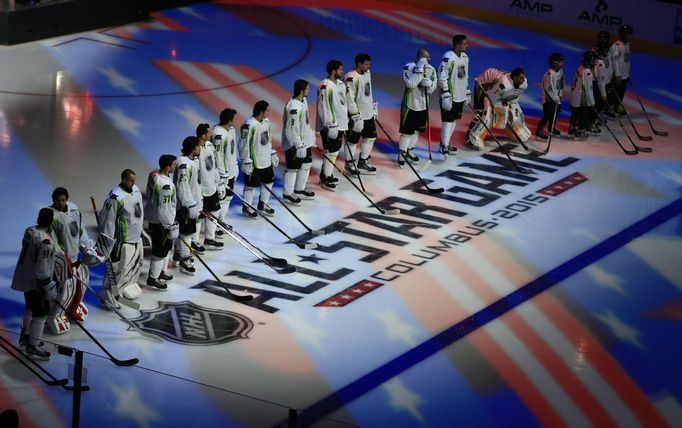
[[130, 301, 253, 345]]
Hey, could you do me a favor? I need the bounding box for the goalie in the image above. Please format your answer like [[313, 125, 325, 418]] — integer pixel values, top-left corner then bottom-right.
[[465, 67, 529, 150]]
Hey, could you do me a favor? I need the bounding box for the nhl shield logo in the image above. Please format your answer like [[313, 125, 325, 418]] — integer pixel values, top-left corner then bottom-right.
[[130, 301, 253, 345]]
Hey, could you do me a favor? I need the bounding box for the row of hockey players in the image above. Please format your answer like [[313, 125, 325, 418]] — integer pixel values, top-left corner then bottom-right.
[[399, 25, 635, 155]]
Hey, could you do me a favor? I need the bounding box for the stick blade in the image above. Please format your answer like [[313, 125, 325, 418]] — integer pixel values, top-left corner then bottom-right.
[[267, 257, 288, 267], [276, 265, 297, 274], [654, 130, 668, 137], [382, 208, 401, 216], [232, 294, 255, 302], [636, 147, 653, 153], [638, 135, 653, 141], [114, 357, 139, 367], [427, 187, 445, 194]]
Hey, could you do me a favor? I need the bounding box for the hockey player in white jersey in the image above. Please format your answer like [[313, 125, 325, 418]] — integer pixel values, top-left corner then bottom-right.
[[536, 52, 565, 140], [174, 137, 202, 275], [212, 108, 239, 224], [437, 34, 469, 157], [568, 51, 598, 139], [98, 170, 145, 304], [610, 24, 633, 111], [282, 79, 316, 205], [593, 42, 616, 117], [466, 67, 529, 149], [398, 48, 436, 166], [345, 53, 378, 175], [12, 208, 60, 360], [316, 59, 348, 191], [144, 155, 178, 290], [239, 100, 278, 217], [47, 187, 102, 335], [197, 123, 224, 251]]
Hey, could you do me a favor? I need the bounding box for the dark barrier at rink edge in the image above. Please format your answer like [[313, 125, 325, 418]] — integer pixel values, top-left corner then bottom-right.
[[386, 0, 682, 58]]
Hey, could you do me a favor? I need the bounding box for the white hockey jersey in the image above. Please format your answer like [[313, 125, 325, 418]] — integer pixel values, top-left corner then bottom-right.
[[316, 78, 349, 132], [541, 68, 565, 104], [437, 50, 469, 102], [212, 124, 239, 180], [401, 62, 436, 112], [610, 40, 630, 80], [98, 184, 144, 245], [282, 97, 315, 150], [50, 202, 89, 263], [199, 140, 220, 197], [476, 68, 527, 106], [175, 155, 202, 210], [239, 116, 273, 169], [569, 65, 595, 108], [345, 69, 374, 120], [593, 58, 613, 98], [145, 171, 176, 228], [11, 226, 60, 292]]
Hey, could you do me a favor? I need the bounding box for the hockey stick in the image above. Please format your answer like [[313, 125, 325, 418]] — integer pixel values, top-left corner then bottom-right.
[[629, 80, 668, 137], [605, 101, 652, 153], [422, 85, 433, 172], [89, 196, 140, 311], [606, 88, 654, 141], [202, 211, 296, 274], [463, 103, 534, 175], [54, 300, 139, 366], [260, 184, 326, 235], [593, 108, 638, 155], [539, 102, 559, 156], [177, 237, 258, 298], [315, 146, 401, 215], [63, 254, 163, 342], [343, 140, 374, 197], [375, 119, 445, 194], [0, 335, 69, 387], [231, 191, 318, 249]]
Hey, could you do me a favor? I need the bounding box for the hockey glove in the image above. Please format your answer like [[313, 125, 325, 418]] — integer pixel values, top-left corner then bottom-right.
[[351, 114, 363, 133], [416, 57, 428, 73], [295, 143, 307, 159], [326, 125, 338, 140], [440, 92, 453, 111], [420, 78, 432, 88], [188, 203, 200, 219], [217, 180, 227, 200], [270, 150, 279, 168], [241, 160, 254, 176], [43, 280, 58, 301], [167, 223, 180, 241]]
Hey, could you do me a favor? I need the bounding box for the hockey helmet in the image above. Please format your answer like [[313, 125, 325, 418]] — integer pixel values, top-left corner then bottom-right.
[[582, 51, 598, 67], [619, 24, 634, 37], [548, 52, 565, 67]]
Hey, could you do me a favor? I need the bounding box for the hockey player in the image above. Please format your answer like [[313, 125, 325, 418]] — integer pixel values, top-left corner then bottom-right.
[[174, 137, 202, 275], [47, 187, 101, 334], [197, 123, 224, 251], [12, 208, 60, 360], [212, 108, 239, 224], [316, 59, 348, 191], [97, 169, 145, 304], [593, 42, 617, 117], [398, 48, 436, 166], [282, 79, 316, 205], [536, 52, 565, 140], [466, 67, 529, 150], [345, 53, 378, 175], [437, 34, 469, 157], [610, 24, 634, 111], [144, 155, 178, 290], [239, 100, 278, 217], [568, 51, 598, 139]]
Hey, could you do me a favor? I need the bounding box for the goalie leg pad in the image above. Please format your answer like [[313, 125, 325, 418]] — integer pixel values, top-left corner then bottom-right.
[[117, 241, 144, 300]]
